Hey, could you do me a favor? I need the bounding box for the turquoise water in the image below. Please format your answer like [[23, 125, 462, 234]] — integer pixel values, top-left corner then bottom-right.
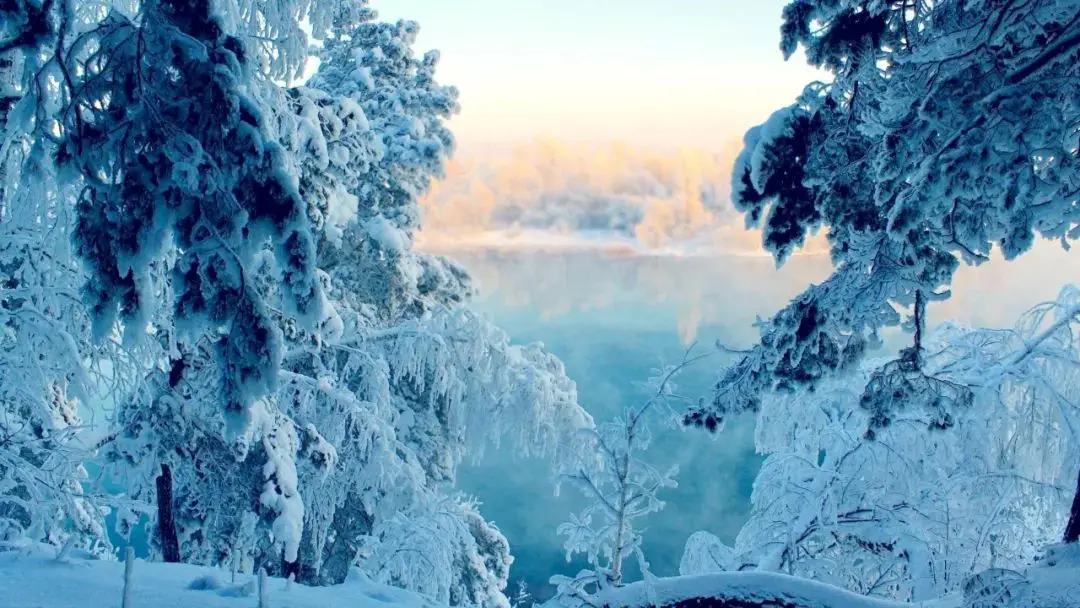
[[450, 250, 833, 599], [447, 245, 1077, 600]]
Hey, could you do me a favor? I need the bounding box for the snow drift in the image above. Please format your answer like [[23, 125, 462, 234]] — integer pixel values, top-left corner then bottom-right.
[[0, 543, 444, 608]]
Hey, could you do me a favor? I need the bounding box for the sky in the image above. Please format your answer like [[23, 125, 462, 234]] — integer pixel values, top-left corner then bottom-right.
[[372, 0, 827, 152]]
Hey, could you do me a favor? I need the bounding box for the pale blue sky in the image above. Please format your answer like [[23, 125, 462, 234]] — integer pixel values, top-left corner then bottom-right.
[[372, 0, 825, 151]]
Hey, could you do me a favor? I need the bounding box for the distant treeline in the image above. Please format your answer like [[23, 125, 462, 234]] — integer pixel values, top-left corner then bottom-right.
[[419, 137, 778, 249]]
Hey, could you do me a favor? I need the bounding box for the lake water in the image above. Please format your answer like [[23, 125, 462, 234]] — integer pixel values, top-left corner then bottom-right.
[[440, 244, 1078, 600]]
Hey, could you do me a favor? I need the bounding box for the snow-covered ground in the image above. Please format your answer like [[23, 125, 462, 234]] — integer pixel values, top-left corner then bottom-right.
[[0, 543, 443, 608], [996, 543, 1080, 608], [4, 540, 1078, 608], [553, 543, 1080, 608], [588, 571, 922, 608]]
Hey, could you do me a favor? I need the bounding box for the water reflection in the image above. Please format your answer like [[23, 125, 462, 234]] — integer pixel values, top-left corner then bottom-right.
[[430, 243, 1076, 600], [453, 249, 833, 344]]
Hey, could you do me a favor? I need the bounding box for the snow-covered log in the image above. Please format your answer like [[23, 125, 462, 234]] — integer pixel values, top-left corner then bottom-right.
[[591, 572, 914, 608]]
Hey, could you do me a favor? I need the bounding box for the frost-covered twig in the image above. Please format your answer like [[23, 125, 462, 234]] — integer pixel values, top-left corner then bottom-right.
[[554, 344, 713, 600]]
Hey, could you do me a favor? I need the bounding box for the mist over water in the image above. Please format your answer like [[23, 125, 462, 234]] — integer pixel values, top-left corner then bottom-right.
[[438, 243, 1077, 600]]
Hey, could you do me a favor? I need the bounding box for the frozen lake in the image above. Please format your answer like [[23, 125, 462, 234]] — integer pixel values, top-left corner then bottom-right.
[[440, 244, 1078, 600]]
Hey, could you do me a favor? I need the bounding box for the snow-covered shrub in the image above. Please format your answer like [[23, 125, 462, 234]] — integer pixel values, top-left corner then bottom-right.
[[0, 19, 111, 552], [707, 287, 1080, 601], [552, 347, 711, 605], [362, 496, 512, 608], [678, 531, 735, 576]]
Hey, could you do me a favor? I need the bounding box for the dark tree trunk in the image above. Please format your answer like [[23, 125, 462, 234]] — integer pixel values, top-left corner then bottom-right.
[[912, 289, 926, 367], [281, 552, 300, 582], [156, 463, 181, 563], [1065, 464, 1080, 544]]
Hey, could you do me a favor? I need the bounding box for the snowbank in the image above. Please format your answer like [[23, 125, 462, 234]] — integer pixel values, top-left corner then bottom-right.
[[590, 572, 918, 608], [993, 543, 1080, 608], [0, 543, 444, 608], [558, 544, 1080, 608]]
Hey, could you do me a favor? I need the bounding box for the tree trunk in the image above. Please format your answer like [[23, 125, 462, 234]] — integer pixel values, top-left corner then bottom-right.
[[156, 463, 181, 563], [912, 289, 926, 367], [1065, 464, 1080, 543], [281, 551, 300, 583]]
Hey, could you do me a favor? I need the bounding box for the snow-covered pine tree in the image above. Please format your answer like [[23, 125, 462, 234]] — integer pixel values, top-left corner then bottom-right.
[[40, 0, 346, 570], [274, 10, 590, 602], [688, 0, 1080, 425], [60, 0, 338, 435], [284, 11, 591, 600], [305, 2, 467, 324], [101, 4, 593, 607], [685, 0, 1080, 543]]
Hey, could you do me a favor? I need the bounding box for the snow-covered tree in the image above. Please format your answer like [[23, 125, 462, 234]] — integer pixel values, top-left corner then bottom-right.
[[685, 0, 1080, 546], [281, 12, 589, 601], [99, 4, 593, 607], [27, 0, 350, 570], [684, 287, 1080, 602], [59, 0, 339, 435], [678, 531, 737, 576], [688, 0, 1080, 425], [0, 133, 107, 553], [361, 495, 512, 608], [552, 347, 710, 605], [304, 3, 464, 324], [0, 1, 117, 554]]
